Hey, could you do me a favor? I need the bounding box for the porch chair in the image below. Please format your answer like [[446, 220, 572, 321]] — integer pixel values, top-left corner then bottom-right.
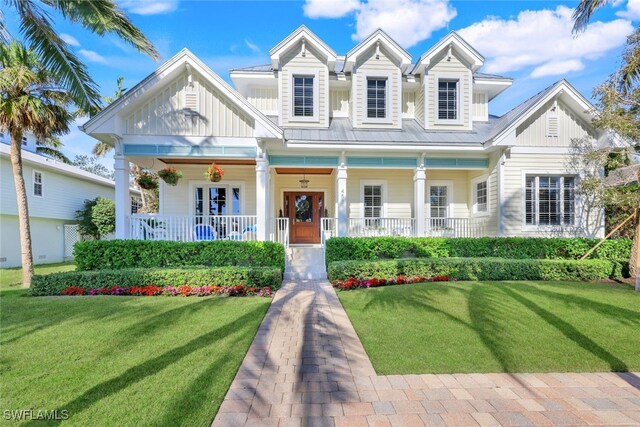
[[193, 224, 216, 241], [243, 224, 257, 241]]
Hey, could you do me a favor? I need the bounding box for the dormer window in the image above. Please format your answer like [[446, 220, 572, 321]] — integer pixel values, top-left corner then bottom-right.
[[293, 75, 314, 117], [437, 79, 459, 121], [366, 78, 387, 119]]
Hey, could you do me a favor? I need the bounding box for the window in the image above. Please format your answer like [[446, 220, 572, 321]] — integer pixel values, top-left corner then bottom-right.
[[131, 196, 143, 214], [525, 175, 575, 226], [366, 78, 387, 119], [363, 185, 382, 218], [475, 181, 488, 213], [194, 185, 241, 216], [438, 80, 458, 120], [22, 136, 28, 146], [293, 75, 314, 117], [33, 171, 43, 196], [430, 185, 449, 218]]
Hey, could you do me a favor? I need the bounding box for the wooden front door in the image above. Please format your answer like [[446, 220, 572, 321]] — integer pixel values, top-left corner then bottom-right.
[[284, 191, 323, 244]]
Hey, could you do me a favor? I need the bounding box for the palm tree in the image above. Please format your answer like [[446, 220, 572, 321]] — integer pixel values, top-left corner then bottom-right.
[[36, 135, 70, 163], [572, 0, 605, 33], [0, 41, 73, 286], [0, 0, 158, 113]]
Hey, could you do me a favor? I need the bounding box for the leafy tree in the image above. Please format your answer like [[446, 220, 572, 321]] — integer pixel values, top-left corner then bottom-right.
[[75, 198, 100, 240], [0, 0, 157, 113], [573, 1, 640, 283], [72, 154, 114, 180], [92, 197, 115, 236], [0, 41, 73, 286]]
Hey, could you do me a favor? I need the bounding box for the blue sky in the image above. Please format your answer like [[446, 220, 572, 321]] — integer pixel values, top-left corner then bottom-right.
[[5, 0, 639, 168]]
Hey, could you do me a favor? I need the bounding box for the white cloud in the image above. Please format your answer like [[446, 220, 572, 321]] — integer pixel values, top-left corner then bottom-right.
[[60, 33, 80, 47], [303, 0, 360, 18], [617, 0, 640, 20], [79, 49, 107, 64], [120, 0, 178, 15], [458, 6, 633, 78], [304, 0, 456, 49], [245, 39, 261, 54]]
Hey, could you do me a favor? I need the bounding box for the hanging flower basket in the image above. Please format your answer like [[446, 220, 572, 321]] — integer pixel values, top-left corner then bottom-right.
[[137, 172, 158, 190], [205, 163, 225, 182], [158, 167, 183, 186]]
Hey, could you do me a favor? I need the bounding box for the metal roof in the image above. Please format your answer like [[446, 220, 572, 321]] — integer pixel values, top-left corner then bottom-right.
[[474, 72, 513, 81], [229, 64, 273, 72]]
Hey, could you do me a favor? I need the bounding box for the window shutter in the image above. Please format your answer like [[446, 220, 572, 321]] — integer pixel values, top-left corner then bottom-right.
[[183, 92, 199, 113]]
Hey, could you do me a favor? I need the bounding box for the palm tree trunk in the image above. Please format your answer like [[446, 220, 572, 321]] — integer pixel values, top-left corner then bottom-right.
[[632, 207, 640, 291], [10, 131, 34, 286]]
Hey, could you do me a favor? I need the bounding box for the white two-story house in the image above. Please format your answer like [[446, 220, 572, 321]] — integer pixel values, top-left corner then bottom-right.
[[81, 26, 608, 246]]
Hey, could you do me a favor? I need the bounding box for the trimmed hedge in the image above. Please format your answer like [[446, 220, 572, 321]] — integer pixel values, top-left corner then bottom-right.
[[31, 266, 282, 296], [325, 237, 631, 264], [74, 240, 285, 271], [327, 257, 617, 282]]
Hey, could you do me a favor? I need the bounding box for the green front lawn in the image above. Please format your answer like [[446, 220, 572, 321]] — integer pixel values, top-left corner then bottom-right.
[[338, 281, 640, 374], [0, 262, 76, 290], [0, 277, 270, 425]]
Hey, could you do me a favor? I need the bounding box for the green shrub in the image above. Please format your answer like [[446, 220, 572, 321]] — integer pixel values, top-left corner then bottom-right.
[[92, 198, 115, 236], [31, 266, 282, 296], [327, 257, 617, 282], [74, 240, 285, 271], [325, 237, 631, 264]]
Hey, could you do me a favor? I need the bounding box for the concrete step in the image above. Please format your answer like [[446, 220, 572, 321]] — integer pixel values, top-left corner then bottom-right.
[[283, 271, 327, 281], [285, 266, 326, 274]]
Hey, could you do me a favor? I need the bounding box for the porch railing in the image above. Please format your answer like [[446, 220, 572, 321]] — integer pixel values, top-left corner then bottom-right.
[[321, 217, 337, 246], [426, 217, 489, 238], [271, 217, 290, 248], [130, 214, 258, 242], [348, 217, 416, 237]]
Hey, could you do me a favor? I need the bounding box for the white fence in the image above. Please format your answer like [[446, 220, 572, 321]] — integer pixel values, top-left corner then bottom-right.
[[348, 218, 416, 238], [130, 215, 258, 242], [271, 217, 290, 248], [426, 217, 489, 238]]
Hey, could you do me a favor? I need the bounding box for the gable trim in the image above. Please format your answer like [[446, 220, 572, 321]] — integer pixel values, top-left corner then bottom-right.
[[344, 29, 412, 73], [269, 25, 337, 69], [413, 31, 484, 74]]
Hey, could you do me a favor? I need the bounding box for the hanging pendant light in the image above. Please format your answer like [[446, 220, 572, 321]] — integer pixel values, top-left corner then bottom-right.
[[299, 170, 309, 188]]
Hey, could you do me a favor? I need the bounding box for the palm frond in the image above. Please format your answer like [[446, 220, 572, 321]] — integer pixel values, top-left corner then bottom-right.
[[0, 8, 11, 43], [44, 0, 159, 60], [14, 0, 101, 113], [92, 141, 113, 157], [572, 0, 606, 33], [36, 146, 70, 163]]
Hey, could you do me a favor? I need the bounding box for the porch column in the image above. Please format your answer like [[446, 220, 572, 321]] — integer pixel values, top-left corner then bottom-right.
[[256, 156, 269, 241], [414, 166, 426, 236], [336, 165, 348, 237], [114, 154, 130, 239]]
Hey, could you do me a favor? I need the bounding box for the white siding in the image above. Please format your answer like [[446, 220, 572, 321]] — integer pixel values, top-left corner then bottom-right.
[[346, 169, 413, 218], [248, 87, 278, 115], [0, 215, 70, 267], [516, 99, 593, 147], [414, 75, 424, 126], [273, 173, 335, 218], [425, 170, 472, 219], [160, 164, 256, 216], [280, 43, 329, 127], [426, 50, 472, 130], [353, 46, 402, 129], [330, 88, 350, 118], [126, 71, 254, 137], [402, 90, 416, 118], [0, 156, 114, 220], [472, 92, 488, 121]]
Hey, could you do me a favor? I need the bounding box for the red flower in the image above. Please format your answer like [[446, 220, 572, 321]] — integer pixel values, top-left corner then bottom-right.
[[61, 286, 85, 296]]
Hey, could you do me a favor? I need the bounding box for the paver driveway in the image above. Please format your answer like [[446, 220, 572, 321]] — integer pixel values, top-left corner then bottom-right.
[[212, 280, 640, 426]]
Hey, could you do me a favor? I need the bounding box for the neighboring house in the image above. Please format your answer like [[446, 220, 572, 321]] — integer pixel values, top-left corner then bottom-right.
[[0, 132, 141, 267], [81, 26, 611, 247]]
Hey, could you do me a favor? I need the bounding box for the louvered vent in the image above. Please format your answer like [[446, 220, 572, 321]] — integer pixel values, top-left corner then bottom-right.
[[183, 92, 199, 113], [547, 114, 559, 137]]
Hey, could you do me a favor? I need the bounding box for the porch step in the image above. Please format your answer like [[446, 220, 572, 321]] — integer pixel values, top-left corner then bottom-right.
[[284, 246, 327, 281]]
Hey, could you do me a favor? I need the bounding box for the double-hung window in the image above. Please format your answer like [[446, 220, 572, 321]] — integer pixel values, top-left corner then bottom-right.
[[438, 80, 458, 120], [363, 185, 382, 218], [366, 78, 387, 119], [474, 181, 488, 214], [293, 75, 314, 117], [525, 175, 575, 226], [33, 171, 43, 197]]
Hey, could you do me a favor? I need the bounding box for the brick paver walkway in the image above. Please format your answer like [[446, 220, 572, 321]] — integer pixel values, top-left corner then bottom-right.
[[213, 280, 640, 427]]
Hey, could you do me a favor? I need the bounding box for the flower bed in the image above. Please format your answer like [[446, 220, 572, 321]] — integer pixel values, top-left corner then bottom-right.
[[333, 275, 451, 291], [58, 284, 272, 297]]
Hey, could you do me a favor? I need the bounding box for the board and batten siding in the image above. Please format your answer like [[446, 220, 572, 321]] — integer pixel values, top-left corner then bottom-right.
[[0, 157, 114, 220], [353, 47, 402, 129], [472, 92, 488, 121], [248, 87, 278, 115], [516, 99, 593, 147], [126, 71, 254, 137], [330, 88, 350, 118], [280, 43, 329, 127], [402, 90, 415, 118], [426, 50, 472, 130], [160, 164, 256, 216]]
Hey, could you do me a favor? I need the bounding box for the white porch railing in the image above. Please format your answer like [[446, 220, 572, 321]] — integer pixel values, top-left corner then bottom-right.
[[426, 217, 489, 238], [321, 217, 337, 246], [348, 218, 416, 237], [271, 217, 290, 248], [130, 214, 258, 242]]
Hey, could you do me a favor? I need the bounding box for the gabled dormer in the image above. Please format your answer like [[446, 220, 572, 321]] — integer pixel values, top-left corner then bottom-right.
[[269, 25, 337, 128], [413, 32, 484, 131], [344, 29, 412, 130]]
